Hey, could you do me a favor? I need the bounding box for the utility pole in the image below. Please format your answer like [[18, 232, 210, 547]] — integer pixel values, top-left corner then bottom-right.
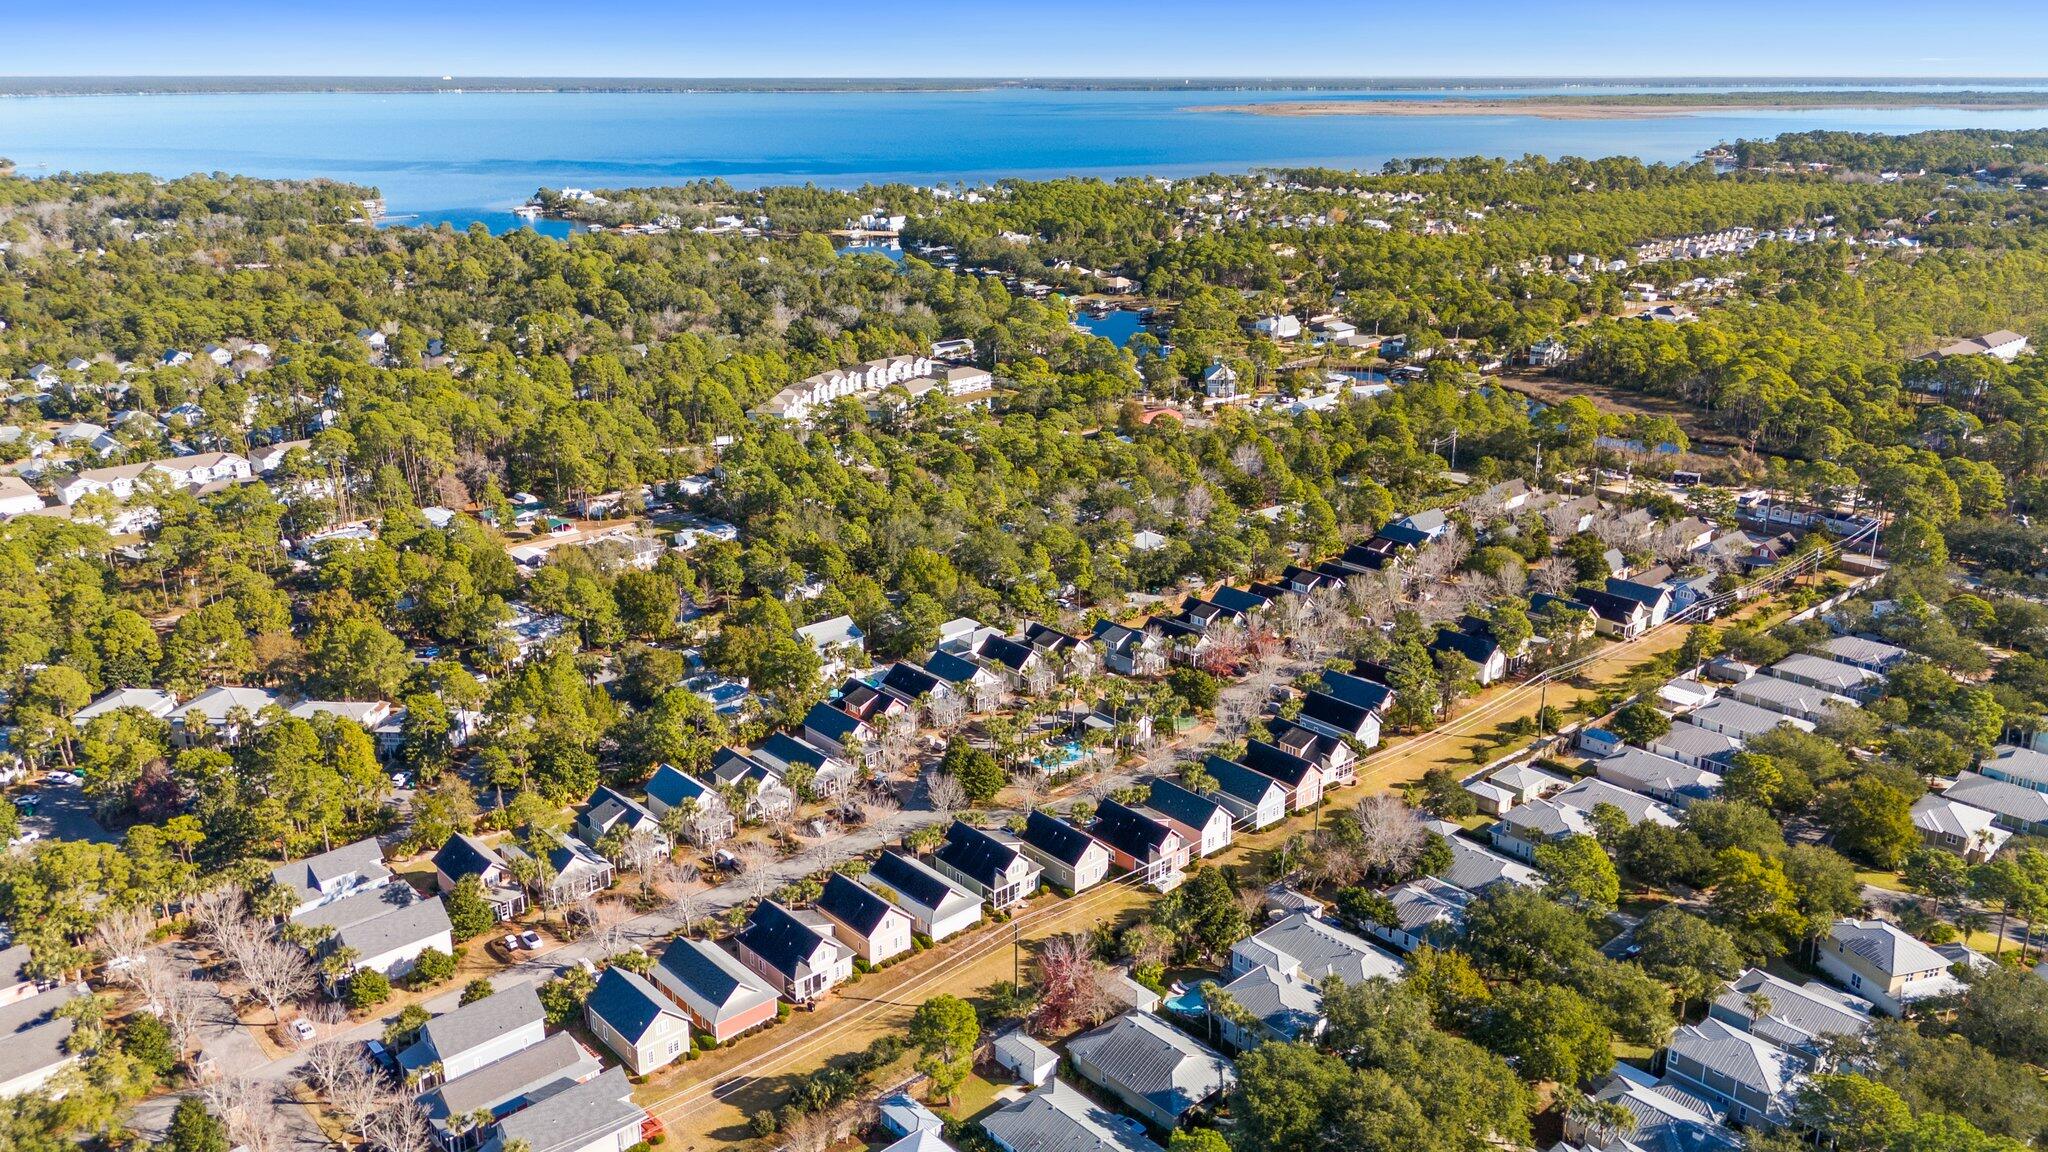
[[1012, 920, 1021, 987]]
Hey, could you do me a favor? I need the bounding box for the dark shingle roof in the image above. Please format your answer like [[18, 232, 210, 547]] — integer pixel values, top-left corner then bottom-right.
[[881, 662, 944, 700], [1432, 627, 1499, 665], [1209, 586, 1270, 615], [934, 821, 1025, 888], [1144, 778, 1228, 833], [1021, 809, 1101, 867], [653, 937, 776, 1021], [816, 872, 899, 937], [803, 701, 862, 744], [758, 732, 833, 772], [1203, 756, 1284, 807], [870, 849, 959, 912], [736, 901, 831, 980], [1299, 690, 1374, 735], [979, 635, 1039, 672], [433, 833, 502, 882], [1242, 739, 1318, 788], [1091, 800, 1179, 860], [585, 965, 682, 1044], [924, 649, 988, 685], [1320, 671, 1392, 713]]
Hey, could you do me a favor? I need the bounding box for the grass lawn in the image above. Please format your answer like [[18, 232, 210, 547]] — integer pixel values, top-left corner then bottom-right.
[[936, 1071, 1013, 1126], [1856, 869, 1910, 894]]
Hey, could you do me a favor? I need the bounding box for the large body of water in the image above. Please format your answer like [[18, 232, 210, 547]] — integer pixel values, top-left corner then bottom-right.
[[3, 86, 2046, 230]]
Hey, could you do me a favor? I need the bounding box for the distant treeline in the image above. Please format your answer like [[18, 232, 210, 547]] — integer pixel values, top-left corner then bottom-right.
[[6, 75, 2048, 97], [1726, 126, 2048, 176]]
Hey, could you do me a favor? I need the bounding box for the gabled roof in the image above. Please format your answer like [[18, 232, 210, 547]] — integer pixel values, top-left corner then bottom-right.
[[1209, 585, 1270, 615], [1604, 576, 1672, 608], [270, 837, 390, 907], [979, 635, 1040, 672], [481, 1067, 642, 1152], [1554, 777, 1680, 827], [1384, 875, 1473, 933], [1299, 690, 1376, 736], [578, 785, 658, 837], [653, 937, 778, 1023], [1598, 746, 1722, 802], [1769, 653, 1880, 694], [1221, 964, 1323, 1041], [1020, 809, 1104, 867], [408, 982, 544, 1067], [1944, 771, 2048, 825], [982, 1077, 1164, 1152], [1425, 821, 1545, 892], [1202, 755, 1286, 808], [646, 764, 719, 811], [1144, 778, 1229, 833], [924, 649, 993, 685], [1374, 522, 1433, 548], [869, 849, 974, 915], [1666, 1018, 1805, 1121], [816, 872, 904, 937], [1820, 634, 1908, 670], [1714, 968, 1871, 1053], [1091, 799, 1182, 860], [1432, 627, 1500, 666], [433, 833, 505, 882], [803, 700, 865, 744], [1829, 918, 1953, 978], [422, 1032, 600, 1131], [1911, 791, 2008, 847], [736, 901, 836, 980], [1320, 671, 1393, 713], [757, 732, 838, 774], [0, 984, 84, 1088], [1022, 621, 1083, 654], [1981, 743, 2048, 788], [586, 965, 686, 1044], [1577, 588, 1651, 624], [1241, 738, 1318, 788], [934, 821, 1029, 888], [1068, 1011, 1235, 1122], [1235, 913, 1404, 984], [881, 662, 945, 700]]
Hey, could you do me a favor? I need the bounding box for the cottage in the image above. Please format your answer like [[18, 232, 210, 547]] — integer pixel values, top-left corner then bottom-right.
[[1817, 918, 1964, 1015], [1265, 720, 1359, 786], [1604, 576, 1674, 628], [1577, 588, 1653, 638], [1592, 745, 1724, 808], [1567, 1070, 1740, 1152], [1492, 779, 1678, 862], [801, 700, 873, 762], [1216, 964, 1324, 1049], [733, 901, 854, 1004], [642, 765, 736, 843], [1683, 698, 1812, 741], [1425, 820, 1546, 893], [72, 686, 179, 724], [1976, 744, 2048, 792], [0, 985, 88, 1098], [1648, 723, 1744, 770], [476, 1067, 647, 1152], [1660, 1017, 1807, 1127], [1431, 628, 1507, 685], [1910, 792, 2011, 862], [420, 1032, 601, 1152], [812, 872, 915, 965], [931, 822, 1043, 911], [1014, 809, 1111, 894], [1728, 673, 1854, 723], [1068, 1011, 1236, 1130], [1708, 969, 1871, 1061], [271, 837, 393, 919], [795, 614, 865, 678], [574, 786, 669, 855], [865, 850, 983, 941], [755, 732, 856, 798], [1766, 654, 1882, 700], [584, 966, 691, 1076], [983, 1078, 1164, 1152], [1369, 876, 1473, 952], [1143, 779, 1235, 858], [1091, 799, 1192, 891], [1092, 620, 1166, 677], [990, 1029, 1060, 1087], [1241, 738, 1323, 811], [649, 937, 779, 1044], [1942, 771, 2048, 835], [1462, 761, 1570, 815], [1230, 913, 1403, 984], [1819, 634, 1909, 674], [501, 833, 614, 908], [400, 982, 548, 1087], [1199, 755, 1288, 831], [1294, 689, 1383, 747], [433, 834, 528, 920]]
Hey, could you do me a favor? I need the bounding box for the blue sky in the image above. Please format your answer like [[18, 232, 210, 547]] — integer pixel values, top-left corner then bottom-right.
[[6, 1, 2047, 78]]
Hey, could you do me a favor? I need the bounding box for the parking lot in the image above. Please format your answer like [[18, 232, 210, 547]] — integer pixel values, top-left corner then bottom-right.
[[14, 773, 117, 846]]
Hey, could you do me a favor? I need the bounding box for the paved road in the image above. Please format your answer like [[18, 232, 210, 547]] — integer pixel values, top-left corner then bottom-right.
[[16, 776, 116, 845]]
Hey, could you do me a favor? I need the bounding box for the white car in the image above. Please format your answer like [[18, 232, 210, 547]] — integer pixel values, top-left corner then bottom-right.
[[44, 771, 80, 787], [287, 1018, 317, 1042]]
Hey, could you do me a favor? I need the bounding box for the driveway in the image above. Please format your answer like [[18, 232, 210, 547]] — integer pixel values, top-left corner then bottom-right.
[[16, 775, 116, 845]]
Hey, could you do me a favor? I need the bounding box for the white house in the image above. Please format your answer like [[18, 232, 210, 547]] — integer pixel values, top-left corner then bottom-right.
[[865, 850, 983, 942], [0, 477, 41, 518], [399, 982, 548, 1088]]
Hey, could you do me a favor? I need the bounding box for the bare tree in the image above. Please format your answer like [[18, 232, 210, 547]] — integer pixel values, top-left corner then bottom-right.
[[1352, 794, 1427, 880], [239, 938, 315, 1025], [362, 1096, 435, 1152], [155, 980, 213, 1061], [663, 887, 706, 937], [91, 907, 155, 973], [922, 768, 966, 816], [927, 691, 968, 730], [203, 1075, 284, 1152], [618, 828, 665, 889]]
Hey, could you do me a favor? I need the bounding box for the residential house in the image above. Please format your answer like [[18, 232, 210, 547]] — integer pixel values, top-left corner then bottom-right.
[[1942, 771, 2048, 835], [476, 1067, 647, 1152], [1369, 876, 1472, 953], [649, 937, 779, 1045], [72, 686, 179, 724], [755, 732, 856, 799], [1216, 964, 1324, 1049], [865, 850, 983, 941], [1649, 722, 1744, 770], [1592, 745, 1724, 808], [641, 765, 735, 843], [1068, 1011, 1236, 1130], [975, 635, 1051, 695], [400, 982, 548, 1088], [1319, 671, 1394, 717], [983, 1078, 1164, 1152], [801, 700, 873, 763], [1091, 799, 1192, 891], [1577, 588, 1653, 638], [1976, 744, 2048, 792], [879, 661, 951, 712], [733, 901, 854, 1004], [0, 947, 38, 1009], [175, 684, 282, 742], [1910, 792, 2011, 862], [1819, 635, 1910, 674], [433, 834, 528, 920], [1432, 627, 1508, 686], [1463, 761, 1569, 815], [1728, 673, 1854, 724], [1424, 820, 1546, 893], [795, 615, 865, 678], [1817, 918, 1965, 1015], [1708, 969, 1872, 1062], [1492, 779, 1678, 863], [1092, 620, 1166, 677], [931, 821, 1042, 911], [297, 887, 453, 982], [574, 786, 669, 855], [584, 967, 691, 1076], [1683, 698, 1812, 742], [924, 649, 1006, 712], [990, 1030, 1059, 1087], [1201, 361, 1239, 401], [1294, 689, 1383, 748], [1660, 1017, 1807, 1128], [878, 1093, 946, 1139], [271, 837, 393, 919], [1264, 720, 1359, 786], [1605, 576, 1674, 628], [1230, 913, 1404, 985], [0, 985, 87, 1098], [502, 833, 614, 908], [1766, 654, 1882, 701], [1143, 779, 1235, 858], [1015, 809, 1111, 894], [1567, 1069, 1740, 1152], [420, 1032, 601, 1152], [0, 477, 40, 518], [811, 872, 915, 965], [1200, 756, 1288, 831], [1242, 739, 1323, 811]]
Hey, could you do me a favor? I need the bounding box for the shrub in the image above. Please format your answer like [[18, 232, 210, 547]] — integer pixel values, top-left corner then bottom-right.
[[345, 970, 392, 1011], [776, 1001, 793, 1020], [406, 947, 457, 989], [695, 1033, 718, 1051]]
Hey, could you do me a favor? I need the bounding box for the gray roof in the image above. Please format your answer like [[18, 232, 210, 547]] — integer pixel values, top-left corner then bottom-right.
[[1234, 913, 1404, 984], [270, 837, 390, 907], [406, 982, 544, 1069], [1686, 698, 1802, 740], [1649, 724, 1743, 766], [1820, 634, 1908, 670], [1731, 674, 1848, 715], [982, 1077, 1164, 1152], [1769, 654, 1880, 694], [1069, 1011, 1235, 1122], [1829, 918, 1952, 979], [294, 882, 422, 935], [1666, 1018, 1805, 1121], [586, 965, 685, 1044], [481, 1067, 643, 1152], [1220, 964, 1323, 1041], [1597, 746, 1723, 801], [1713, 968, 1871, 1054], [422, 1032, 600, 1129], [1946, 771, 2048, 826], [991, 1030, 1059, 1074], [334, 895, 450, 963], [652, 937, 778, 1025], [1384, 876, 1473, 933], [1982, 744, 2048, 789], [0, 984, 84, 1087], [1587, 1073, 1741, 1152], [1554, 777, 1680, 827], [1425, 820, 1544, 892]]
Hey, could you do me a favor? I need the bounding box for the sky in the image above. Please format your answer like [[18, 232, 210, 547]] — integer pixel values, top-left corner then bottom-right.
[[6, 0, 2048, 79]]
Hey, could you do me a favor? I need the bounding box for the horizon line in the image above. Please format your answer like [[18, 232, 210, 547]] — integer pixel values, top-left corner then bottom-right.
[[7, 73, 2048, 82]]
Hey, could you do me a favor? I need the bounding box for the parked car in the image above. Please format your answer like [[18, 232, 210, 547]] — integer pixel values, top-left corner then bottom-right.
[[287, 1018, 317, 1042], [44, 771, 79, 787], [714, 848, 745, 874], [517, 930, 543, 950]]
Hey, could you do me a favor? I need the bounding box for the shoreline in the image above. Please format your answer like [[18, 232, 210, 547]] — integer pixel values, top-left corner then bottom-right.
[[1186, 97, 2048, 119]]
